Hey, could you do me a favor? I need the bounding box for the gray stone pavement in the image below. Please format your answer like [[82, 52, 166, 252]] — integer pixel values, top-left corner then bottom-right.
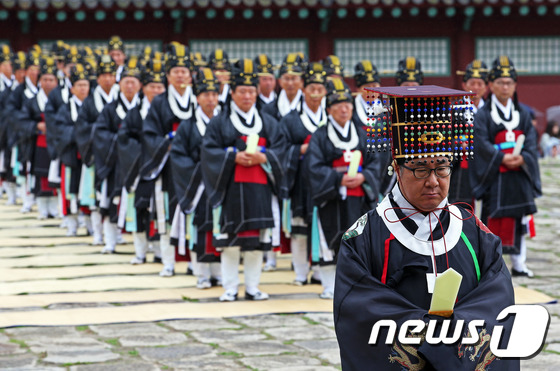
[[2, 159, 560, 370]]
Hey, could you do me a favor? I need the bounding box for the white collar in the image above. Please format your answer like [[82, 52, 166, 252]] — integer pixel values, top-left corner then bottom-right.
[[303, 101, 323, 125], [71, 95, 83, 107], [231, 101, 256, 124], [65, 77, 73, 88], [356, 94, 370, 110], [329, 115, 351, 138], [119, 92, 139, 110], [278, 89, 302, 117], [95, 85, 116, 104], [259, 91, 276, 104], [376, 183, 462, 257], [25, 77, 38, 94], [327, 118, 359, 151], [140, 96, 151, 119], [169, 84, 192, 108], [219, 83, 230, 103], [392, 182, 448, 240], [37, 88, 49, 112], [196, 105, 217, 125], [1, 74, 12, 87], [491, 94, 513, 120]]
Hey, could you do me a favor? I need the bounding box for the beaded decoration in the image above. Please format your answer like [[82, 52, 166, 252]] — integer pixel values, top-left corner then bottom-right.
[[363, 85, 476, 164]]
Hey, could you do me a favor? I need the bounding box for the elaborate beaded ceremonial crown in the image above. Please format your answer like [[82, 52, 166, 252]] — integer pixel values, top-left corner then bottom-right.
[[364, 85, 476, 163]]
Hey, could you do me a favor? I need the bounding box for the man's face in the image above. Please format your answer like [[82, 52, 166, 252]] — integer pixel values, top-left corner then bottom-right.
[[462, 78, 487, 101], [0, 61, 12, 77], [327, 101, 353, 126], [14, 69, 25, 83], [400, 81, 420, 87], [64, 63, 76, 78], [396, 157, 451, 212], [214, 69, 230, 85], [143, 82, 165, 103], [489, 77, 516, 103], [167, 67, 191, 91], [71, 80, 90, 101], [109, 50, 126, 66], [26, 66, 40, 84], [231, 85, 257, 113], [279, 73, 303, 97], [258, 75, 276, 97], [39, 74, 58, 96], [360, 82, 381, 100], [303, 83, 326, 108], [196, 91, 219, 115], [119, 76, 141, 100], [97, 73, 116, 93]]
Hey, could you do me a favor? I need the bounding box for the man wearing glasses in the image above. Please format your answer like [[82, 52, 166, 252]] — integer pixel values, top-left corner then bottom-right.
[[334, 86, 517, 370]]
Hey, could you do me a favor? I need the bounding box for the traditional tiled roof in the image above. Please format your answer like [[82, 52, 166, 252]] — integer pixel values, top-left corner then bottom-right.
[[2, 0, 560, 9]]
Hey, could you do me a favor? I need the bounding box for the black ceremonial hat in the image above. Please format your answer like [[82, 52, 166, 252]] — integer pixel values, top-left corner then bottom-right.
[[326, 78, 352, 107], [354, 60, 380, 87], [396, 57, 424, 86], [489, 56, 517, 82], [230, 58, 258, 89]]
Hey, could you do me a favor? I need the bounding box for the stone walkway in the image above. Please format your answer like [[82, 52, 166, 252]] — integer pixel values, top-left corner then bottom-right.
[[1, 159, 560, 370]]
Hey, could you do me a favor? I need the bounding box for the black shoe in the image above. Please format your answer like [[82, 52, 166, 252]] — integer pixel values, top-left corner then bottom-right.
[[245, 291, 269, 301], [293, 279, 308, 286], [153, 256, 162, 264], [511, 268, 534, 278], [210, 277, 222, 287], [310, 277, 322, 285], [186, 267, 194, 276]]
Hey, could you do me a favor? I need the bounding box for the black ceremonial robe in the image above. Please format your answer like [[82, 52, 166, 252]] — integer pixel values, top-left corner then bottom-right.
[[279, 105, 326, 235], [470, 97, 541, 253], [5, 79, 37, 168], [17, 90, 55, 196], [45, 83, 71, 160], [200, 106, 286, 250], [141, 87, 196, 217], [76, 85, 117, 167], [170, 109, 219, 262], [93, 95, 137, 221], [54, 97, 85, 201], [334, 187, 519, 371], [306, 119, 381, 262], [0, 79, 18, 179], [117, 97, 153, 214]]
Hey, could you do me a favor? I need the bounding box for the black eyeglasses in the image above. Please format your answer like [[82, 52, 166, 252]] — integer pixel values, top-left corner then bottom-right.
[[400, 163, 453, 179]]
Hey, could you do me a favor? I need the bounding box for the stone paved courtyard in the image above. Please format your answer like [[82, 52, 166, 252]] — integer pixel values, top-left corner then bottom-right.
[[1, 159, 560, 370]]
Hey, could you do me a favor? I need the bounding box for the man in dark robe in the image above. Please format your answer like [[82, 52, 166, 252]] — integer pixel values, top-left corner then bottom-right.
[[280, 62, 328, 285], [353, 60, 394, 197], [261, 53, 306, 272], [449, 60, 489, 207], [45, 47, 82, 169], [261, 53, 305, 122], [119, 58, 165, 265], [52, 64, 91, 236], [16, 57, 59, 219], [335, 85, 518, 370], [170, 67, 222, 289], [75, 54, 119, 246], [254, 54, 277, 110], [470, 56, 541, 277], [306, 78, 381, 299], [208, 49, 231, 110], [201, 59, 286, 302], [93, 57, 143, 254], [4, 51, 41, 213], [0, 45, 17, 205], [141, 43, 195, 277]]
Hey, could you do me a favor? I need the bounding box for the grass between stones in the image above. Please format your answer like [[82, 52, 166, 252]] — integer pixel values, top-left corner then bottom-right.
[[9, 338, 29, 348], [104, 338, 120, 346], [218, 351, 243, 357], [302, 316, 320, 325]]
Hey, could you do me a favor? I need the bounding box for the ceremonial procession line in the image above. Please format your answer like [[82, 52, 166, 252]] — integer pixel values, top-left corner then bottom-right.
[[1, 160, 560, 369]]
